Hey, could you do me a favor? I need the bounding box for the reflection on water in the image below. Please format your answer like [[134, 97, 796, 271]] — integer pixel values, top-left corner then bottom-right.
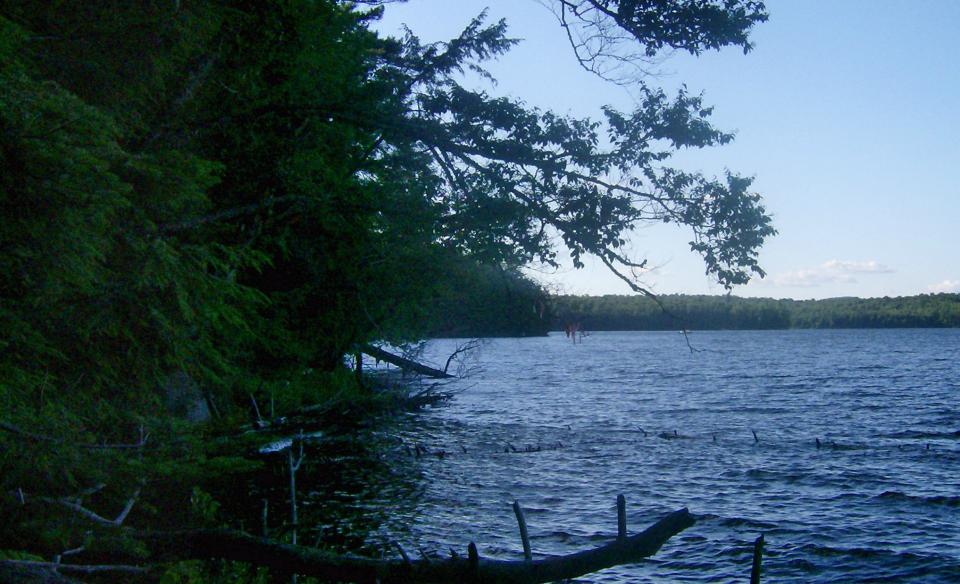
[[252, 330, 960, 582]]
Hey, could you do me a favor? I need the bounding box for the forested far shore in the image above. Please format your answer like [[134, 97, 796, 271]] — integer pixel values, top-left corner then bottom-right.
[[551, 293, 960, 331]]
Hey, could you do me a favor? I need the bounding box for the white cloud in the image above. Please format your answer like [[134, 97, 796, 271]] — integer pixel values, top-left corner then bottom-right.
[[820, 260, 894, 274], [772, 259, 894, 288], [927, 279, 960, 294]]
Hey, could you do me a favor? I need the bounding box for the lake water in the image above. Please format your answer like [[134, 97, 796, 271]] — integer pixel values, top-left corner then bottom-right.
[[347, 329, 960, 582]]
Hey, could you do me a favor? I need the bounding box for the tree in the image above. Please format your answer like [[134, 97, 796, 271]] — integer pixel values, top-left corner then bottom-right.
[[368, 2, 775, 301], [0, 0, 775, 578]]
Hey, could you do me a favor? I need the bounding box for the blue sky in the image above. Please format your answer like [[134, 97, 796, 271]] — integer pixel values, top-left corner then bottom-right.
[[374, 1, 959, 299]]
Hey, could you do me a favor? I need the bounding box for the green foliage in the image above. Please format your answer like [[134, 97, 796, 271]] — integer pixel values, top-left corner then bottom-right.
[[190, 487, 221, 526], [429, 257, 552, 337], [159, 561, 270, 584]]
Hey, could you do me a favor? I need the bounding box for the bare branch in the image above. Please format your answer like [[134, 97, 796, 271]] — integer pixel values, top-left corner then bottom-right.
[[19, 484, 144, 528], [443, 339, 482, 374], [598, 254, 700, 352]]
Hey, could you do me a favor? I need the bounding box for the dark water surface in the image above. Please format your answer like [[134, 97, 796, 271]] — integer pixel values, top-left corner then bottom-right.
[[308, 330, 960, 582]]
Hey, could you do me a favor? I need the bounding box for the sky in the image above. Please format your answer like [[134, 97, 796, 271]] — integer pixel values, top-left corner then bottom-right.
[[374, 0, 960, 299]]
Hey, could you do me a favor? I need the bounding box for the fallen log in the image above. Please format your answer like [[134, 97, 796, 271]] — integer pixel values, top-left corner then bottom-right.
[[361, 345, 453, 379], [138, 507, 694, 583]]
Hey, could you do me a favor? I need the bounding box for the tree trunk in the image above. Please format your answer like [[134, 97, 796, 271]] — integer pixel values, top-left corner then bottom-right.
[[361, 345, 453, 378]]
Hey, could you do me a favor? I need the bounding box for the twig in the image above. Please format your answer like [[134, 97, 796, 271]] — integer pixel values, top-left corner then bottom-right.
[[250, 393, 265, 426], [442, 339, 481, 375], [53, 531, 91, 564], [596, 256, 701, 353]]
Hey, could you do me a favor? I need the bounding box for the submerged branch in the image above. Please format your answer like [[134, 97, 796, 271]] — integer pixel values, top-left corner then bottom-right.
[[137, 507, 694, 583]]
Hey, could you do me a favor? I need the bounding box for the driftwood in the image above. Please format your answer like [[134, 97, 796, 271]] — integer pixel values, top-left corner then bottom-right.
[[138, 506, 694, 583], [361, 345, 453, 379], [4, 487, 693, 583]]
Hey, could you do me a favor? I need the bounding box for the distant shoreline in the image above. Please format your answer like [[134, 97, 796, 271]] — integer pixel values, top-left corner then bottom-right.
[[550, 292, 960, 331]]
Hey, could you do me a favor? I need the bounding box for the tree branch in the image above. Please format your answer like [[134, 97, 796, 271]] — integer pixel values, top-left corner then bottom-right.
[[598, 254, 700, 353], [19, 485, 144, 528], [362, 345, 454, 379]]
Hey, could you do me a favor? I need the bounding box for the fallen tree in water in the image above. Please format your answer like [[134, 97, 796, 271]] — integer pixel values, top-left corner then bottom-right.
[[1, 496, 693, 583], [139, 504, 694, 583], [361, 344, 454, 379]]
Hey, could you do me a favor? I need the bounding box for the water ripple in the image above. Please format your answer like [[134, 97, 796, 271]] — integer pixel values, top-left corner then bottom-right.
[[351, 330, 960, 582]]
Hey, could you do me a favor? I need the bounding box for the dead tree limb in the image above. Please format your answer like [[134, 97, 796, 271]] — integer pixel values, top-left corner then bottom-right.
[[512, 500, 532, 561], [361, 345, 453, 379], [443, 339, 482, 375], [136, 507, 694, 583], [16, 485, 143, 528]]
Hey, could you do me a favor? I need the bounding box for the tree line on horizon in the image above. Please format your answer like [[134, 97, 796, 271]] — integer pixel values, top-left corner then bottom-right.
[[546, 292, 960, 331]]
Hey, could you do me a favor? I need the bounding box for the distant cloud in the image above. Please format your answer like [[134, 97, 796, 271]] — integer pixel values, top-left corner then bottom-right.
[[927, 279, 960, 294], [772, 259, 894, 288], [820, 260, 894, 274]]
